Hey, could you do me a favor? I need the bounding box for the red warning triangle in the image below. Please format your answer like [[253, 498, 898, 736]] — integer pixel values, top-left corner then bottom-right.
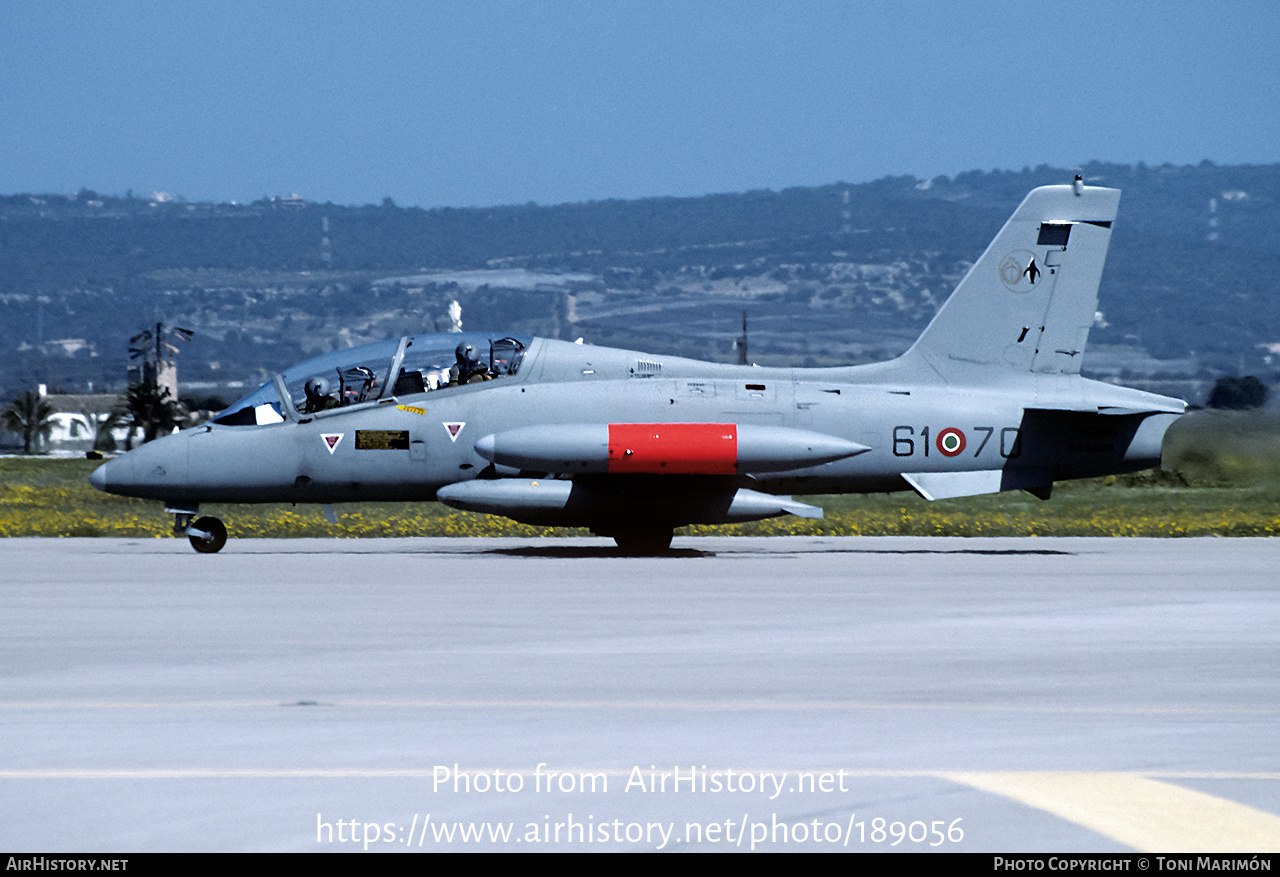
[[443, 422, 465, 442]]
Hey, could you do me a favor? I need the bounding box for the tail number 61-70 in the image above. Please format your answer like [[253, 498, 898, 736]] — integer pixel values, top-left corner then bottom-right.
[[892, 426, 1021, 458]]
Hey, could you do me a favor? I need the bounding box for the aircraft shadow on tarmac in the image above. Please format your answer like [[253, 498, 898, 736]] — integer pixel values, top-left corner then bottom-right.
[[481, 544, 1071, 558], [153, 539, 1075, 558], [487, 545, 715, 558], [844, 547, 1072, 556]]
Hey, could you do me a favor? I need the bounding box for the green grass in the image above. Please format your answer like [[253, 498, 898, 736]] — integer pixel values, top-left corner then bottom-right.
[[0, 457, 580, 539], [3, 409, 1278, 538]]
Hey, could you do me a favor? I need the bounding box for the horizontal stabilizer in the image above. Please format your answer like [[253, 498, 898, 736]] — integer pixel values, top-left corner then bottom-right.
[[1096, 407, 1158, 416], [902, 468, 1053, 501], [902, 470, 1002, 501], [1025, 403, 1184, 416]]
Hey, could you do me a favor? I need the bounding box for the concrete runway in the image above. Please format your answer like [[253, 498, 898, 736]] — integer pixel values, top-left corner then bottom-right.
[[1, 536, 1278, 852]]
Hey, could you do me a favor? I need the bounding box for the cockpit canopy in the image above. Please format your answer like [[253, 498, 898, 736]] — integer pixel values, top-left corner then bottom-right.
[[213, 332, 530, 426]]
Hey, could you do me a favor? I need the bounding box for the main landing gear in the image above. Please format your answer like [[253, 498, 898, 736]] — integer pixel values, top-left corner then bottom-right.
[[172, 509, 227, 554], [610, 527, 674, 555]]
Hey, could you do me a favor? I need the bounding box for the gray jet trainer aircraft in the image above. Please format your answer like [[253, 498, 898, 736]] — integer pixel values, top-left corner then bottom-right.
[[90, 181, 1185, 553]]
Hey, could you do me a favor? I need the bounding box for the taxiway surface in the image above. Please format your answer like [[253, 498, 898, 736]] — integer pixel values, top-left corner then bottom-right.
[[1, 536, 1277, 852]]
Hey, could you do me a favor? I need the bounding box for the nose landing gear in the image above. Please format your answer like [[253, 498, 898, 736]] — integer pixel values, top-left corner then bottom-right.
[[171, 508, 228, 554]]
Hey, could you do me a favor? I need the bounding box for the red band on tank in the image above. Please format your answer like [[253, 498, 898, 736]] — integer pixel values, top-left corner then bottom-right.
[[608, 423, 738, 474]]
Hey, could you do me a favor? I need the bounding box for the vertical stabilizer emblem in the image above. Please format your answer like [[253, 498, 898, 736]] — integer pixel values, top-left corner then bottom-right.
[[999, 250, 1042, 292]]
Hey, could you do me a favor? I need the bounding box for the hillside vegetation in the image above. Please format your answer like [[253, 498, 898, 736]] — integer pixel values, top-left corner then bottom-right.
[[4, 161, 1279, 407]]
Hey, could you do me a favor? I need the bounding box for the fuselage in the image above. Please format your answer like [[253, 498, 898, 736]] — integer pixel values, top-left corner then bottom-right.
[[91, 334, 1181, 507]]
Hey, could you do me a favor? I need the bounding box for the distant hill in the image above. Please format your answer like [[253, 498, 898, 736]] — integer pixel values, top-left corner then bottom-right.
[[2, 160, 1278, 405]]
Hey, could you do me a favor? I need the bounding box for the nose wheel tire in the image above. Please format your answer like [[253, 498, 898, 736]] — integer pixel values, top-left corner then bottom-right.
[[188, 516, 227, 554]]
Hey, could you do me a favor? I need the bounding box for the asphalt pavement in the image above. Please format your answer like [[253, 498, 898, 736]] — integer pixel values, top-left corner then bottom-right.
[[2, 536, 1277, 852]]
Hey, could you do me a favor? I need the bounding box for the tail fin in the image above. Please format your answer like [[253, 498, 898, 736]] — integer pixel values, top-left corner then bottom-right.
[[903, 183, 1120, 382]]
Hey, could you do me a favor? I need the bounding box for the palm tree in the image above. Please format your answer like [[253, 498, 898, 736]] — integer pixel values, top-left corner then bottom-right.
[[81, 406, 126, 452], [118, 381, 189, 444], [1, 391, 56, 454]]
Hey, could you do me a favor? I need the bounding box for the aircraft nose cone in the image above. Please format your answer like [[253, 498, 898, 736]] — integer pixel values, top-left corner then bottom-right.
[[84, 435, 189, 500]]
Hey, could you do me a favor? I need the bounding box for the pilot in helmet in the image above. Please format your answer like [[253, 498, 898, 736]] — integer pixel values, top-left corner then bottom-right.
[[450, 342, 489, 385], [303, 376, 339, 412]]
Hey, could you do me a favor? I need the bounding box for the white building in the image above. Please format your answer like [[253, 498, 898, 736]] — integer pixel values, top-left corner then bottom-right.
[[33, 388, 132, 453]]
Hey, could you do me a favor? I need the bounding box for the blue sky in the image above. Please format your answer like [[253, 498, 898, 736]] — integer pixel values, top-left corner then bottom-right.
[[3, 1, 1276, 208]]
